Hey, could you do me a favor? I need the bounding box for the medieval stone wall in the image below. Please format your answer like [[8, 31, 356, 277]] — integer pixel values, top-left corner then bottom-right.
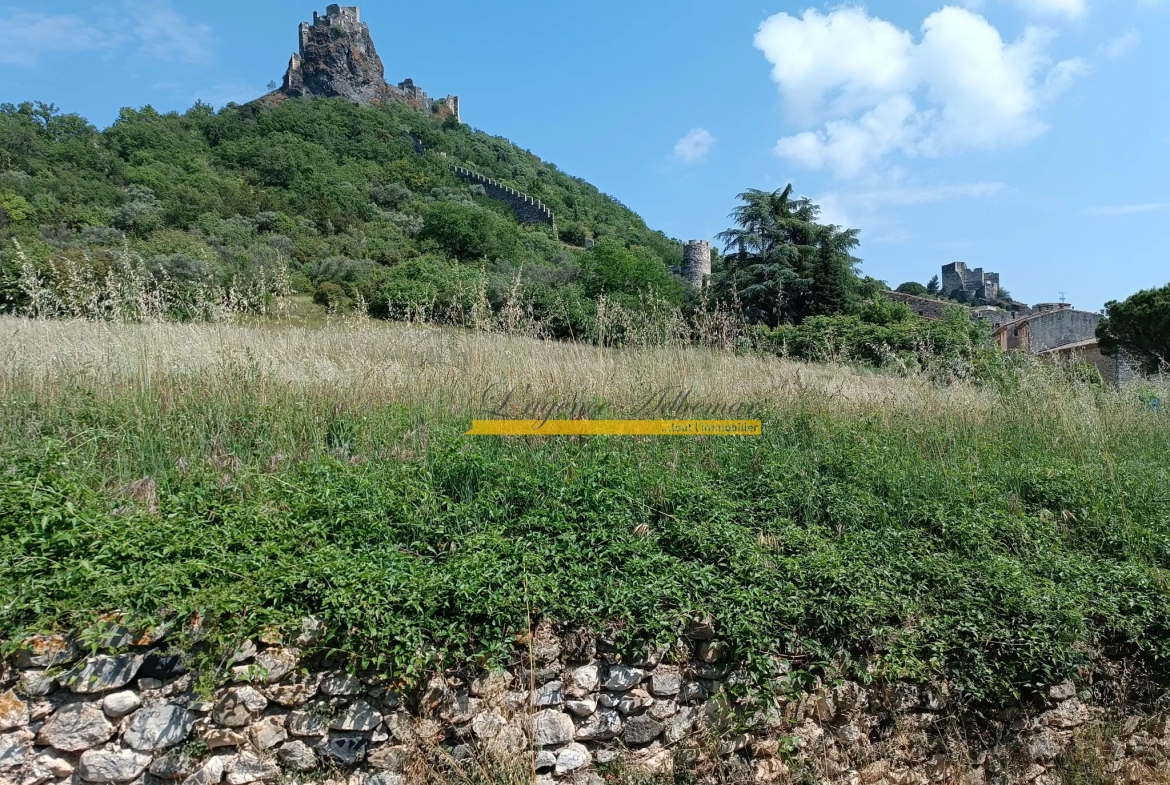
[[881, 291, 953, 321], [451, 166, 556, 230], [1039, 341, 1138, 387]]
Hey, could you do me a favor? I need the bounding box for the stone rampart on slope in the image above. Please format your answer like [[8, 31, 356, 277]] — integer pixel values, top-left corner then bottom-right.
[[451, 166, 557, 231]]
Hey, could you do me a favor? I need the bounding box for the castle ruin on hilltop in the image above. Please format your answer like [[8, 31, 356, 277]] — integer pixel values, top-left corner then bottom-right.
[[276, 5, 460, 121], [942, 261, 999, 302]]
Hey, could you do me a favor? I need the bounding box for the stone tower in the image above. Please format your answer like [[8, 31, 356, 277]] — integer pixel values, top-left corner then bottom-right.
[[683, 241, 712, 289]]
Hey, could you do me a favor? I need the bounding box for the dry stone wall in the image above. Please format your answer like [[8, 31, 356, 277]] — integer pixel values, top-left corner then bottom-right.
[[1, 621, 1168, 785]]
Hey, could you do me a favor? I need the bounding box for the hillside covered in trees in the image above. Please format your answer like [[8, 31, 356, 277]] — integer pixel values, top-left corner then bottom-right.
[[0, 97, 690, 327], [0, 96, 997, 371]]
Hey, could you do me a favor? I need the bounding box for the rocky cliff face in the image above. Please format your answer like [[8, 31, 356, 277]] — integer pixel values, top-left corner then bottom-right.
[[276, 5, 459, 121]]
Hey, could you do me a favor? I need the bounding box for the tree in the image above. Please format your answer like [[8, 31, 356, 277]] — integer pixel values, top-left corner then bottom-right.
[[926, 275, 940, 296], [897, 281, 929, 297], [714, 185, 861, 327], [418, 201, 517, 262], [579, 238, 681, 302], [112, 185, 163, 236], [1097, 283, 1170, 374]]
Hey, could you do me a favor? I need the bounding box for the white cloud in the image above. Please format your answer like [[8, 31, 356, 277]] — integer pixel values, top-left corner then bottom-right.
[[673, 128, 716, 164], [754, 7, 913, 122], [0, 12, 111, 66], [127, 2, 214, 65], [1086, 203, 1170, 215], [0, 2, 212, 68], [1044, 57, 1091, 97], [814, 180, 1004, 245], [1099, 30, 1140, 59], [756, 6, 1086, 178], [1011, 0, 1089, 19], [962, 0, 1089, 19]]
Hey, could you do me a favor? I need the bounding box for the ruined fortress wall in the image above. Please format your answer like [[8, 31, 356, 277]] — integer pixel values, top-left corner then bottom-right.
[[882, 291, 952, 321], [451, 166, 556, 230]]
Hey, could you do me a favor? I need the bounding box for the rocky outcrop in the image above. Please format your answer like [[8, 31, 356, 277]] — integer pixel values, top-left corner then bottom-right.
[[2, 626, 1169, 785], [275, 5, 459, 121]]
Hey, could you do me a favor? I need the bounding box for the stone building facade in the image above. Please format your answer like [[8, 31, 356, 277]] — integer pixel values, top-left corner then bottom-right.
[[1037, 340, 1137, 386], [993, 308, 1103, 354]]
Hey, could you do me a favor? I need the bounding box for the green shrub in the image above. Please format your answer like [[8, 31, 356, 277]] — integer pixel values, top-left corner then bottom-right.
[[313, 281, 348, 310]]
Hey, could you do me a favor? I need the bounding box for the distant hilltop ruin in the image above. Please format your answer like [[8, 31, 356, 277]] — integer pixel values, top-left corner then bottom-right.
[[271, 5, 460, 121], [943, 261, 999, 302], [884, 262, 1134, 385]]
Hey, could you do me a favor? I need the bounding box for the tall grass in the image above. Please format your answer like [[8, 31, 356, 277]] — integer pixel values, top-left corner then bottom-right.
[[1, 317, 1169, 706], [6, 239, 293, 323]]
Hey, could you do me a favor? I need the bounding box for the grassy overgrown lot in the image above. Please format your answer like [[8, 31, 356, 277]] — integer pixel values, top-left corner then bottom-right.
[[1, 317, 1169, 705]]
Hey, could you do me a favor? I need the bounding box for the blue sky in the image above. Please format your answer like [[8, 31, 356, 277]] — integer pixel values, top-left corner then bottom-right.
[[2, 0, 1167, 309]]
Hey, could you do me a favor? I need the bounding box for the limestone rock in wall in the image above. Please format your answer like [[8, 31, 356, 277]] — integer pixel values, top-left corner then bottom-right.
[[532, 710, 574, 747], [287, 709, 328, 738], [329, 699, 382, 732], [123, 703, 195, 750], [0, 691, 29, 732], [12, 636, 78, 669], [248, 716, 288, 750], [60, 655, 142, 694], [212, 687, 268, 727], [101, 691, 141, 718], [36, 702, 115, 751], [0, 731, 32, 772], [180, 755, 225, 785], [149, 753, 202, 780], [18, 671, 56, 698], [77, 749, 152, 783], [277, 740, 318, 772], [225, 751, 279, 785], [604, 666, 644, 692]]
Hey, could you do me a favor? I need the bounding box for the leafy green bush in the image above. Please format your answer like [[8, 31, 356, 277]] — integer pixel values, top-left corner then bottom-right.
[[579, 239, 685, 303], [418, 200, 518, 262], [313, 281, 349, 311], [752, 303, 992, 372], [2, 361, 1169, 701]]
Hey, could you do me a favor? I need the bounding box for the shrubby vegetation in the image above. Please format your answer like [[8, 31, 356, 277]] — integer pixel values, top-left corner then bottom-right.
[[1, 320, 1168, 703], [0, 98, 685, 330], [0, 97, 1001, 370], [751, 299, 993, 376]]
